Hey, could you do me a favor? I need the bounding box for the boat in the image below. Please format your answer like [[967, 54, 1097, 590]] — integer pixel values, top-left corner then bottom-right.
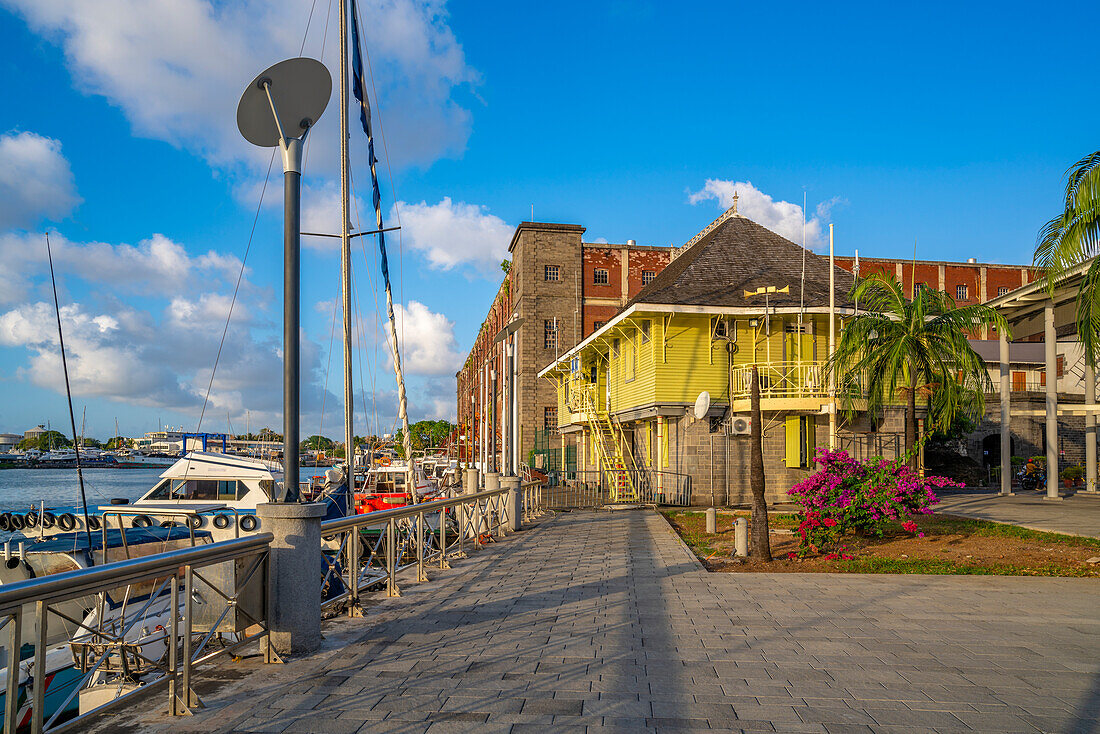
[[0, 526, 213, 727]]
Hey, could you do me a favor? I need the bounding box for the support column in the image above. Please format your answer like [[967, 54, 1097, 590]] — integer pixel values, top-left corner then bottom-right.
[[502, 476, 521, 531], [1044, 306, 1062, 500], [1087, 362, 1097, 493], [999, 331, 1013, 496], [256, 502, 326, 655]]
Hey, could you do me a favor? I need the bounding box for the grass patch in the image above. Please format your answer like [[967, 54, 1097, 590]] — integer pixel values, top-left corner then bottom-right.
[[661, 510, 1100, 577]]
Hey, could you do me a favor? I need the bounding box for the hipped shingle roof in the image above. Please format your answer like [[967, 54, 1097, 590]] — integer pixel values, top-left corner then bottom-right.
[[625, 214, 855, 310]]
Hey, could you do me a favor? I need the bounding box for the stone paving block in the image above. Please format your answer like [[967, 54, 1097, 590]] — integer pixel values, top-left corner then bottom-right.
[[521, 697, 584, 715], [282, 716, 367, 733]]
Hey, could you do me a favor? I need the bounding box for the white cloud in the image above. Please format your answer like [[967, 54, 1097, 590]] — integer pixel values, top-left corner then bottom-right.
[[0, 302, 197, 408], [0, 131, 80, 229], [4, 0, 477, 174], [0, 294, 329, 427], [300, 183, 372, 251], [390, 300, 462, 376], [396, 196, 512, 277], [688, 179, 838, 247], [0, 231, 245, 306]]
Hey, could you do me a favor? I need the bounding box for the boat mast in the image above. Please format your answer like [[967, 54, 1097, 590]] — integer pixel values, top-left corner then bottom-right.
[[339, 0, 355, 482]]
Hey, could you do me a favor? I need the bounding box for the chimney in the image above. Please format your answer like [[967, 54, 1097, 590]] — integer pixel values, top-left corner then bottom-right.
[[627, 239, 636, 247], [966, 257, 977, 263]]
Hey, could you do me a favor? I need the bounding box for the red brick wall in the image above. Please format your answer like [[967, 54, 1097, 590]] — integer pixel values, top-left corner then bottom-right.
[[583, 248, 621, 295], [834, 258, 1039, 303], [584, 304, 619, 336], [625, 248, 671, 299]]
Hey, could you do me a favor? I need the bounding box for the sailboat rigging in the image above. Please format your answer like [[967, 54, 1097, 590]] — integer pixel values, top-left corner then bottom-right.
[[349, 0, 415, 489]]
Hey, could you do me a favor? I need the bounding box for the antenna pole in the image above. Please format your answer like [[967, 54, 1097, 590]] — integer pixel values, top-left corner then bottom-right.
[[339, 0, 355, 486], [45, 234, 94, 554], [828, 223, 836, 450]]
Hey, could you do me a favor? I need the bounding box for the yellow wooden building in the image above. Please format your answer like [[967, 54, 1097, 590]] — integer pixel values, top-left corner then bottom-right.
[[538, 204, 869, 505]]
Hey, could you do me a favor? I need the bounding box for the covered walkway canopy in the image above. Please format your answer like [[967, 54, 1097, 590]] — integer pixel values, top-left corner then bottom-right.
[[985, 258, 1099, 499]]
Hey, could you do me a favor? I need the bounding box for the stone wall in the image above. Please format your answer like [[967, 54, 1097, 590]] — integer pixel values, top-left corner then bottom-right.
[[511, 223, 586, 463], [966, 391, 1089, 467]]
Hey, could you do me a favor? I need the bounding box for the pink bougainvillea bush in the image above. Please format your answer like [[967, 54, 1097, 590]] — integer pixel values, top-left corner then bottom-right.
[[788, 449, 959, 555]]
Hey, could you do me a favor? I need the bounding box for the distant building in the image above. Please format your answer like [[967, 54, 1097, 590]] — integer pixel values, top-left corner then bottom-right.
[[136, 431, 229, 453], [0, 434, 20, 452], [23, 425, 46, 440]]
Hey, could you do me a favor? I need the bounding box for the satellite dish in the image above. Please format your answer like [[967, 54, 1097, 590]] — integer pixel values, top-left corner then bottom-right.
[[694, 391, 711, 420], [237, 58, 332, 147]]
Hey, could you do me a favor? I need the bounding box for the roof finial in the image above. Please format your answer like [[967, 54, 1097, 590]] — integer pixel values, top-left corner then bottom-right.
[[732, 190, 738, 215]]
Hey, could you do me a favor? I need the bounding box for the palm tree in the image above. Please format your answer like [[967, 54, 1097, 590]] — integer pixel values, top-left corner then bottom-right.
[[748, 365, 772, 561], [830, 275, 1009, 466], [1035, 151, 1100, 364]]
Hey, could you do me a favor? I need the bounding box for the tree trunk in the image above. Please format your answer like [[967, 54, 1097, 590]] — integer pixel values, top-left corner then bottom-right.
[[905, 384, 917, 469], [749, 365, 772, 561]]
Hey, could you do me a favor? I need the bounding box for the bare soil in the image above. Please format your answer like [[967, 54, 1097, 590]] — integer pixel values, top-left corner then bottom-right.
[[662, 510, 1100, 577]]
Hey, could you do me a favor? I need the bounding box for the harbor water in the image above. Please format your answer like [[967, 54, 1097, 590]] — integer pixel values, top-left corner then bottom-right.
[[0, 467, 164, 513]]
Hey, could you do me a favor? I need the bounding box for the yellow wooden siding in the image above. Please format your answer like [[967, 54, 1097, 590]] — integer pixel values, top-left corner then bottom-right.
[[604, 319, 656, 413], [653, 314, 728, 404], [576, 311, 844, 414]]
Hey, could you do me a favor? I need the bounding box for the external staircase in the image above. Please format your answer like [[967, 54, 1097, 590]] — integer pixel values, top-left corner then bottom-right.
[[567, 381, 638, 502]]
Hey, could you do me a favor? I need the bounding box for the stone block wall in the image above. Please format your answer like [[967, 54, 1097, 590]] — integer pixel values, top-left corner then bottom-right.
[[511, 223, 586, 463]]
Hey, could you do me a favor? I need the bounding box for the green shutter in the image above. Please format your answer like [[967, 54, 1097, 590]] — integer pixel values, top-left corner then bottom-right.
[[785, 416, 801, 468]]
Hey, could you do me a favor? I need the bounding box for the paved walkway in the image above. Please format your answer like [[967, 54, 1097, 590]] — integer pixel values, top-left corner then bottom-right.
[[94, 510, 1100, 734], [935, 489, 1100, 538]]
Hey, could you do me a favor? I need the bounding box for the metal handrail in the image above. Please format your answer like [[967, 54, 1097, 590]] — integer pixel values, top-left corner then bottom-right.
[[321, 485, 516, 612], [1, 532, 274, 733], [0, 533, 272, 615], [320, 486, 509, 533]]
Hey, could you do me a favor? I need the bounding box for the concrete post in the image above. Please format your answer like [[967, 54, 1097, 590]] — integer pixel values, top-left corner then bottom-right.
[[1044, 306, 1062, 500], [502, 476, 521, 532], [705, 507, 717, 534], [1087, 362, 1097, 493], [463, 468, 478, 540], [734, 518, 748, 557], [255, 502, 326, 656], [999, 331, 1013, 495], [484, 472, 500, 492]]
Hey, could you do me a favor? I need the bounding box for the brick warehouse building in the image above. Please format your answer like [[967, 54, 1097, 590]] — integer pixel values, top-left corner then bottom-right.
[[457, 216, 1042, 475]]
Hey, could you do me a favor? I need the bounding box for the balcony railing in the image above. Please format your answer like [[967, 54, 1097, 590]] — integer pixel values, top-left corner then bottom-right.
[[730, 361, 828, 400]]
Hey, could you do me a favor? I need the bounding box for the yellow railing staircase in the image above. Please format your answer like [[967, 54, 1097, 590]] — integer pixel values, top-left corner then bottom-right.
[[567, 382, 638, 502]]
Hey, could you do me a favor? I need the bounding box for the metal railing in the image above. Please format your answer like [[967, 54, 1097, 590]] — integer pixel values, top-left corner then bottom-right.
[[730, 361, 827, 399], [0, 533, 273, 733], [837, 432, 903, 461], [318, 486, 514, 614], [544, 469, 692, 508]]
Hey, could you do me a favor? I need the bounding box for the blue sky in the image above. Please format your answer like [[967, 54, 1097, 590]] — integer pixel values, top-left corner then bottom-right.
[[0, 0, 1097, 440]]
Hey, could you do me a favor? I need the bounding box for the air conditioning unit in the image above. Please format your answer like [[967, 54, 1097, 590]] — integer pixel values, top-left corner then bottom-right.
[[729, 415, 751, 435]]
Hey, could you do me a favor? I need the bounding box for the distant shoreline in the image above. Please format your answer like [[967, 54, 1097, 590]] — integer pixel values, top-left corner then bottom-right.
[[0, 461, 170, 470]]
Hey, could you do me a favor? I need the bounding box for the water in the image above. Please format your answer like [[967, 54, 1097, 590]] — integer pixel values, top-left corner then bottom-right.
[[0, 467, 164, 512]]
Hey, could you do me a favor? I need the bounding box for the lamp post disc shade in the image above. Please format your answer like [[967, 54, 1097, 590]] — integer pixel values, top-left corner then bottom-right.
[[237, 57, 332, 147]]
